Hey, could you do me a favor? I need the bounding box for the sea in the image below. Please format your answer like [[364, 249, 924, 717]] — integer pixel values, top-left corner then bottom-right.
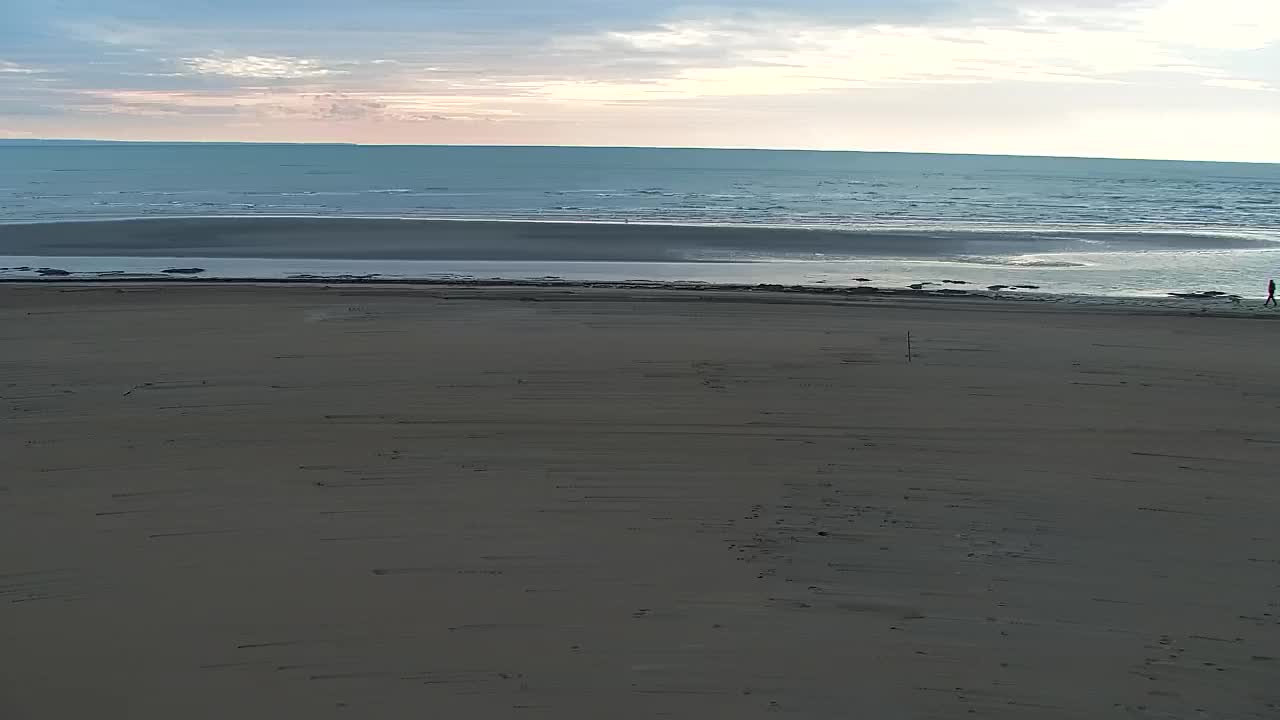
[[2, 141, 1279, 299]]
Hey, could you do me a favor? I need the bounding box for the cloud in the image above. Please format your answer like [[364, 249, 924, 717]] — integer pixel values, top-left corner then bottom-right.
[[75, 89, 267, 117], [75, 87, 519, 124], [1131, 0, 1280, 51], [182, 55, 342, 79], [286, 93, 487, 122], [0, 60, 42, 74], [1203, 77, 1275, 92], [0, 0, 1277, 159], [16, 1, 1279, 97], [528, 0, 1280, 104]]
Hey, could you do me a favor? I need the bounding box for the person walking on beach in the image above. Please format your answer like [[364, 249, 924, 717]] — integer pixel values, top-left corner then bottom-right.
[[1267, 279, 1277, 308]]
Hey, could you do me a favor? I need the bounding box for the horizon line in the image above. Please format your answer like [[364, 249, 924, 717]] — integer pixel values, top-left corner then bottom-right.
[[3, 137, 1278, 167]]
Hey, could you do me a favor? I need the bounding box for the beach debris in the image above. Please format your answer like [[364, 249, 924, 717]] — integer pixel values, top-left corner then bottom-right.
[[122, 382, 153, 397], [1169, 290, 1228, 299], [942, 280, 970, 285], [162, 267, 206, 275], [987, 285, 1009, 292], [36, 268, 72, 276], [853, 278, 871, 282]]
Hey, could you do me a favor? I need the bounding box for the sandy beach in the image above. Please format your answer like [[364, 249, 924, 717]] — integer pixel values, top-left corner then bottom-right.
[[2, 283, 1277, 719]]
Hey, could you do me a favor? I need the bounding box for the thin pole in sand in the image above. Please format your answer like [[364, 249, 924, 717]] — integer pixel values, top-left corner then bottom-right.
[[907, 332, 913, 363]]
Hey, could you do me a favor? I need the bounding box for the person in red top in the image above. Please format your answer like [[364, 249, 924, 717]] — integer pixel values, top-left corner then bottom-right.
[[1267, 279, 1277, 308]]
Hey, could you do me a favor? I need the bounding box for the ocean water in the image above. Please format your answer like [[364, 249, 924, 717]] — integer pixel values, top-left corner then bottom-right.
[[2, 142, 1279, 298]]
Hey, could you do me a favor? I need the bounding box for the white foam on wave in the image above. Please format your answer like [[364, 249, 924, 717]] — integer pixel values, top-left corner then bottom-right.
[[939, 255, 1092, 268]]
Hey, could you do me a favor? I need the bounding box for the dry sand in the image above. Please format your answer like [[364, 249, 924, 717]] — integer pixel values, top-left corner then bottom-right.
[[2, 284, 1278, 719]]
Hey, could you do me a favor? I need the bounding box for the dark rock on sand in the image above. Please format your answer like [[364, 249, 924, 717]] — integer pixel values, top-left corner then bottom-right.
[[1012, 285, 1041, 290], [1170, 290, 1228, 299], [988, 285, 1010, 292], [853, 278, 872, 282], [942, 280, 970, 285], [37, 268, 72, 276], [163, 267, 206, 275]]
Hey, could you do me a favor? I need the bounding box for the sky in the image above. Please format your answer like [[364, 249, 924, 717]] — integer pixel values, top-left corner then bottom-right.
[[2, 0, 1279, 161]]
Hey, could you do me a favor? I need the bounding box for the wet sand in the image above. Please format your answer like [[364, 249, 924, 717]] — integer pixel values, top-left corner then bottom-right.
[[2, 284, 1278, 719], [1, 216, 1267, 260]]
